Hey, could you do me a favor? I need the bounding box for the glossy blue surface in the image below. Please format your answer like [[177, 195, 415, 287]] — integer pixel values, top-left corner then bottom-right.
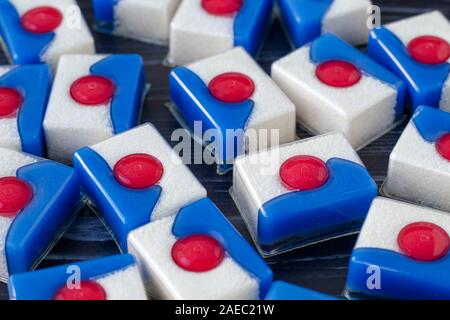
[[265, 281, 337, 300], [173, 198, 273, 298], [73, 147, 161, 251], [347, 248, 450, 299], [368, 27, 450, 111], [311, 34, 406, 117], [170, 66, 254, 169], [0, 65, 51, 156], [258, 158, 378, 246], [0, 0, 55, 64], [234, 0, 275, 55], [278, 0, 333, 48], [92, 0, 117, 25], [412, 105, 450, 142], [6, 161, 79, 276], [9, 254, 136, 300], [91, 54, 146, 134]]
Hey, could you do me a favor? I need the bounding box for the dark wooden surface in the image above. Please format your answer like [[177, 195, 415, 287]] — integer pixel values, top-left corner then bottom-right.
[[0, 0, 449, 300]]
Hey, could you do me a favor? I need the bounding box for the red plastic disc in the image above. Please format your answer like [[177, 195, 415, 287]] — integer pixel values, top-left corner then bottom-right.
[[53, 281, 107, 300], [70, 75, 115, 106], [436, 133, 450, 161], [316, 60, 362, 88], [398, 222, 450, 262], [113, 153, 164, 189], [279, 155, 329, 191], [21, 6, 62, 34], [171, 235, 225, 272], [201, 0, 243, 15], [407, 35, 450, 64], [208, 72, 255, 103], [0, 177, 33, 218], [0, 88, 22, 118]]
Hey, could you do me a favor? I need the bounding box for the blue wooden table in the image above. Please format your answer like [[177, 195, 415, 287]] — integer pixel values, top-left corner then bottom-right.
[[0, 0, 449, 300]]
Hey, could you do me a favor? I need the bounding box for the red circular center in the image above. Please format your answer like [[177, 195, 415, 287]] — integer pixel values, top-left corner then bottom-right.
[[70, 76, 115, 106], [171, 235, 225, 272], [316, 60, 362, 88], [398, 222, 450, 262], [407, 35, 450, 64], [53, 281, 107, 300], [279, 155, 329, 191], [21, 6, 62, 34], [0, 177, 33, 218], [436, 133, 450, 161], [113, 153, 164, 189], [201, 0, 243, 15], [208, 72, 255, 103], [0, 88, 22, 118]]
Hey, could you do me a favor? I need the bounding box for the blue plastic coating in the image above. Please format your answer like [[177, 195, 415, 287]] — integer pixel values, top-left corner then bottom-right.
[[73, 147, 161, 251], [258, 158, 378, 246], [8, 254, 136, 300], [172, 198, 273, 298], [6, 161, 80, 276]]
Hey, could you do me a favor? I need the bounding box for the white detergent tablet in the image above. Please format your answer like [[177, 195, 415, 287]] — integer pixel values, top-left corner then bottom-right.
[[384, 106, 450, 212], [232, 132, 378, 256], [0, 0, 95, 68], [93, 0, 182, 44], [168, 0, 274, 65], [0, 147, 79, 283], [73, 123, 207, 252], [271, 34, 406, 149], [278, 0, 372, 48], [8, 254, 147, 300], [127, 198, 273, 300], [170, 47, 296, 174], [368, 11, 450, 111], [44, 54, 147, 163], [347, 197, 450, 300]]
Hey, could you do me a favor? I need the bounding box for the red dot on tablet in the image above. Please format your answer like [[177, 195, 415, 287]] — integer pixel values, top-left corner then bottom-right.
[[436, 134, 450, 161], [407, 36, 450, 64], [0, 88, 22, 118], [171, 235, 225, 272], [208, 72, 255, 103], [201, 0, 243, 15], [398, 222, 450, 262], [70, 75, 115, 106], [0, 177, 33, 218], [53, 281, 107, 300], [316, 60, 362, 88], [21, 6, 62, 34], [113, 153, 164, 189], [279, 155, 329, 191]]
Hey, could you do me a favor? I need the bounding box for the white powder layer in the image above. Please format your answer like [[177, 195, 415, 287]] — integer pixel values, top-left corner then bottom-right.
[[271, 46, 397, 149], [187, 47, 296, 150], [355, 197, 450, 253], [114, 0, 181, 44], [10, 0, 95, 68], [0, 66, 20, 152], [90, 123, 207, 221], [127, 216, 259, 300], [169, 0, 235, 65], [0, 147, 39, 282], [322, 0, 372, 45], [384, 121, 450, 212], [232, 132, 362, 238], [440, 73, 450, 111], [95, 265, 148, 300], [44, 54, 113, 163]]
